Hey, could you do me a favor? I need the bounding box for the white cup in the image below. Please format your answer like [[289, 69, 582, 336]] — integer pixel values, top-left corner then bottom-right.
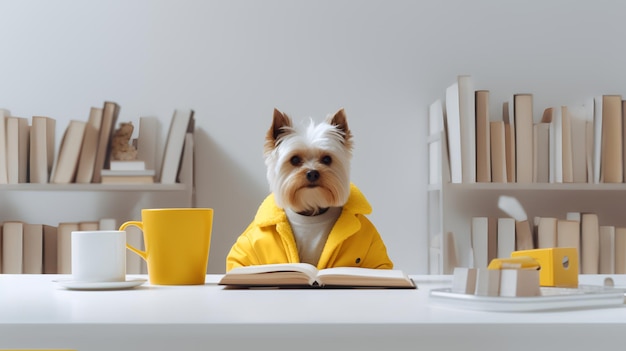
[[71, 230, 127, 282]]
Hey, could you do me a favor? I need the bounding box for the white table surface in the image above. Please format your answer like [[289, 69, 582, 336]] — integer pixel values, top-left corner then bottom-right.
[[1, 274, 626, 351]]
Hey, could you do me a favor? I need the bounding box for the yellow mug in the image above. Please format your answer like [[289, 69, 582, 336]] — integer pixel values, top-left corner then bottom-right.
[[120, 208, 213, 285]]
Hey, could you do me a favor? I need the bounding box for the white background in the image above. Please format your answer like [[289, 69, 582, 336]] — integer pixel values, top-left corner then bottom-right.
[[2, 0, 625, 274]]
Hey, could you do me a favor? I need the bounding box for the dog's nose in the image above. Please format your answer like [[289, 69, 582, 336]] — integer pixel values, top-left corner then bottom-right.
[[306, 170, 320, 182]]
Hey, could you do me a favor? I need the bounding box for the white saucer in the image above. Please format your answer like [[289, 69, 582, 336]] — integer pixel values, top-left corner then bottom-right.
[[55, 278, 147, 291]]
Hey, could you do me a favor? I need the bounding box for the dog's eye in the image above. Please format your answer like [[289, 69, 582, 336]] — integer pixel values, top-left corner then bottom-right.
[[290, 156, 302, 166], [321, 155, 332, 165]]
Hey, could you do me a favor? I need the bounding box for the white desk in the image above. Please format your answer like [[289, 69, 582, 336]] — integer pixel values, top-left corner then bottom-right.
[[1, 274, 625, 351]]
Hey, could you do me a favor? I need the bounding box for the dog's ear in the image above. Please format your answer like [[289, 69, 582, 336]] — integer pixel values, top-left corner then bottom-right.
[[328, 108, 353, 145], [266, 108, 293, 148]]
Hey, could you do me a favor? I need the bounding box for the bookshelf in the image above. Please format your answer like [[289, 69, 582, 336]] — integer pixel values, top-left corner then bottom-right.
[[0, 148, 195, 227], [427, 89, 626, 275]]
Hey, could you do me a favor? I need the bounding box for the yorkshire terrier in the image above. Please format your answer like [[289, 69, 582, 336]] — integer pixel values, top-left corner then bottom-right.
[[225, 108, 393, 271]]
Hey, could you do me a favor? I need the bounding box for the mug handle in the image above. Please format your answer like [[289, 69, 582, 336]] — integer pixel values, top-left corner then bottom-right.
[[120, 221, 147, 261]]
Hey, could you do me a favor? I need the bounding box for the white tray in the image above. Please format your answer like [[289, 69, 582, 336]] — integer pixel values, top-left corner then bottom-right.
[[429, 285, 625, 312]]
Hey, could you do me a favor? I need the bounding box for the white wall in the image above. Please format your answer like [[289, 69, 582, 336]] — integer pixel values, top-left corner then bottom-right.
[[2, 0, 626, 274]]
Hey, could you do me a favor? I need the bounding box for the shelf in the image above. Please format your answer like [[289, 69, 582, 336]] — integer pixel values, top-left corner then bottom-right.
[[444, 183, 626, 191], [0, 183, 187, 192]]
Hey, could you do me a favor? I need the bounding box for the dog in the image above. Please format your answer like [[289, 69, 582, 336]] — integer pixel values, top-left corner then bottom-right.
[[225, 108, 393, 271]]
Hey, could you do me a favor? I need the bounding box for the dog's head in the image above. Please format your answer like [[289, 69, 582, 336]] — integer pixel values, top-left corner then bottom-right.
[[264, 108, 353, 215]]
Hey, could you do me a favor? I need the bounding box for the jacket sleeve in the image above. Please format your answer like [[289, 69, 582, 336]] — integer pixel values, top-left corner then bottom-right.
[[360, 216, 394, 269], [225, 231, 260, 272]]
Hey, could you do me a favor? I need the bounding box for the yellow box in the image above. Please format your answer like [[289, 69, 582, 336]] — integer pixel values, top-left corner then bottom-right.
[[511, 248, 578, 287]]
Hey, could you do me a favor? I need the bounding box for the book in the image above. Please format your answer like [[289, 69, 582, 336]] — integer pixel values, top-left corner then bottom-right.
[[177, 132, 194, 188], [584, 97, 595, 183], [6, 116, 30, 184], [600, 95, 623, 183], [444, 82, 463, 183], [29, 116, 56, 184], [475, 90, 491, 183], [592, 96, 603, 184], [110, 160, 146, 171], [100, 169, 155, 176], [487, 217, 498, 264], [92, 101, 120, 183], [100, 169, 156, 183], [537, 217, 558, 248], [581, 213, 599, 274], [568, 104, 589, 183], [514, 94, 533, 183], [497, 218, 516, 258], [471, 217, 489, 269], [533, 122, 550, 183], [2, 221, 24, 273], [0, 109, 9, 184], [160, 109, 194, 184], [50, 120, 87, 184], [599, 226, 615, 274], [561, 106, 574, 183], [23, 223, 43, 274], [218, 263, 416, 288], [136, 116, 159, 177], [541, 107, 557, 182], [78, 221, 99, 231], [42, 225, 58, 274], [101, 175, 155, 184], [503, 102, 516, 183], [490, 121, 507, 183], [75, 107, 103, 183], [615, 227, 626, 274]]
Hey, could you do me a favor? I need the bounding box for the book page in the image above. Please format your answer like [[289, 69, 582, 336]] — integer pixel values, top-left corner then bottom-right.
[[219, 263, 319, 286], [316, 267, 415, 288]]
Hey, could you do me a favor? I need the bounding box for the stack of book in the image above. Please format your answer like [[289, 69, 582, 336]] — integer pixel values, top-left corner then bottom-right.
[[101, 160, 155, 184]]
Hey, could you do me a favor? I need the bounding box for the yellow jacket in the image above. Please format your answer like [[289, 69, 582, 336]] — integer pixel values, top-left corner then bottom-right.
[[226, 184, 394, 271]]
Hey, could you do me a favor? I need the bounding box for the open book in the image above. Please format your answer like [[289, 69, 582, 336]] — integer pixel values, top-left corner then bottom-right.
[[218, 263, 416, 289]]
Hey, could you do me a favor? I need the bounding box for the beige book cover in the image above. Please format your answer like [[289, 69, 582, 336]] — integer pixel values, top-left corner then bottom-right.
[[503, 102, 516, 183], [92, 101, 120, 183], [600, 95, 623, 183], [533, 123, 550, 183], [2, 221, 23, 273], [43, 225, 58, 274], [6, 116, 29, 184], [514, 94, 533, 183], [50, 120, 87, 184], [23, 223, 43, 274], [615, 227, 626, 274], [475, 90, 491, 182], [75, 107, 103, 183], [29, 116, 56, 184], [581, 213, 599, 274], [490, 121, 507, 183], [0, 109, 9, 184], [537, 217, 558, 248], [599, 226, 615, 274]]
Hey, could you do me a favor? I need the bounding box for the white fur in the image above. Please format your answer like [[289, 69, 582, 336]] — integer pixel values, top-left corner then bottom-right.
[[265, 118, 352, 213]]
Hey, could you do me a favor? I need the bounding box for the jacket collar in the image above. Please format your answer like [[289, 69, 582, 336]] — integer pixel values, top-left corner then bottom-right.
[[254, 183, 371, 228]]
